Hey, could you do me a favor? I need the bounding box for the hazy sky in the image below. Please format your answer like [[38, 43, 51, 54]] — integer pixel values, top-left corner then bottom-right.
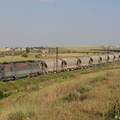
[[0, 0, 120, 47]]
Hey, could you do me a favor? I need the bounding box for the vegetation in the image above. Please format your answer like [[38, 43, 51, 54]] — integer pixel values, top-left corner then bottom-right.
[[90, 76, 108, 83], [7, 110, 27, 120], [26, 47, 30, 54], [0, 46, 117, 63], [21, 54, 28, 58], [0, 62, 120, 119], [0, 46, 119, 119], [105, 102, 120, 120], [63, 85, 92, 102], [35, 54, 42, 58]]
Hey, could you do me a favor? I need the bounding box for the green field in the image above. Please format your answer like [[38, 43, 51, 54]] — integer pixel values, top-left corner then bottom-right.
[[0, 46, 116, 63], [0, 62, 120, 120]]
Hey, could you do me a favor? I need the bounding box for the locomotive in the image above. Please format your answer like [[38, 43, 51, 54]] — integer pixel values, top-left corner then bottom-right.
[[0, 54, 119, 81], [0, 61, 43, 81]]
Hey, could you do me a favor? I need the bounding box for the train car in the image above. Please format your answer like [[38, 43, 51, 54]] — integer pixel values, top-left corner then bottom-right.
[[77, 56, 93, 67], [40, 59, 66, 73], [113, 54, 120, 61], [108, 54, 115, 62], [15, 61, 42, 77], [61, 57, 81, 70], [99, 55, 109, 64], [0, 61, 42, 81], [89, 56, 102, 65]]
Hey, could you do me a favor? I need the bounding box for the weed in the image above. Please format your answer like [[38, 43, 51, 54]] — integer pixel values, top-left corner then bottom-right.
[[0, 91, 12, 99], [21, 54, 28, 58], [79, 93, 88, 100], [76, 86, 92, 94], [63, 86, 92, 102], [7, 110, 27, 120], [105, 71, 113, 76], [63, 90, 80, 102], [109, 84, 120, 90], [69, 74, 76, 78], [90, 76, 108, 83], [4, 92, 13, 98], [105, 103, 120, 120], [0, 91, 4, 99], [80, 71, 90, 74], [27, 109, 38, 120]]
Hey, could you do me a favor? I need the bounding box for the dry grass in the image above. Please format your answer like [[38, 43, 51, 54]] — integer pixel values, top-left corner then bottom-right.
[[0, 52, 98, 63], [0, 64, 120, 119]]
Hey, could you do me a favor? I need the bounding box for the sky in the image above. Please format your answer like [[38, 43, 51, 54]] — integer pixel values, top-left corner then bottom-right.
[[0, 0, 120, 47]]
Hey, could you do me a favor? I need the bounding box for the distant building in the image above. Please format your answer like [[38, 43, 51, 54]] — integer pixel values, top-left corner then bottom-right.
[[33, 49, 40, 52], [0, 47, 26, 51], [41, 49, 49, 53]]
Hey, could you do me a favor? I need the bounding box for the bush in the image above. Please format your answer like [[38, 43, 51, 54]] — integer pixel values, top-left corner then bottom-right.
[[0, 91, 4, 99], [7, 110, 27, 120], [63, 85, 93, 102], [79, 93, 88, 101], [76, 86, 92, 94], [90, 76, 107, 83], [21, 54, 28, 58], [105, 103, 120, 120], [4, 92, 13, 98], [63, 91, 80, 102], [35, 54, 42, 58], [27, 109, 38, 120], [0, 91, 13, 99]]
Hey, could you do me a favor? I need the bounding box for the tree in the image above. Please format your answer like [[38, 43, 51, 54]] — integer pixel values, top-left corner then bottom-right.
[[26, 47, 30, 54]]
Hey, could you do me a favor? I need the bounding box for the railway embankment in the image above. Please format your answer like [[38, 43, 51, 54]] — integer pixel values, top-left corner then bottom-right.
[[0, 62, 120, 120]]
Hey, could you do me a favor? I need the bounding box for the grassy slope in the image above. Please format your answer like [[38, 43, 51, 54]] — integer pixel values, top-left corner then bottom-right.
[[0, 62, 120, 120]]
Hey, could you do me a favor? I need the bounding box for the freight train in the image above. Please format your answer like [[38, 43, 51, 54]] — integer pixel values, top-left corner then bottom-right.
[[0, 54, 119, 81]]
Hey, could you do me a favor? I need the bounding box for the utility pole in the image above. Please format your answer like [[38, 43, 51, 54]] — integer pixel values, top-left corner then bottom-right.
[[108, 46, 109, 55], [11, 47, 14, 63], [56, 47, 58, 73]]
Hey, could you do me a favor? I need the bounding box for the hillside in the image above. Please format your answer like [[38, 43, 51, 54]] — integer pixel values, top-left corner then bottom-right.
[[0, 62, 120, 120]]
